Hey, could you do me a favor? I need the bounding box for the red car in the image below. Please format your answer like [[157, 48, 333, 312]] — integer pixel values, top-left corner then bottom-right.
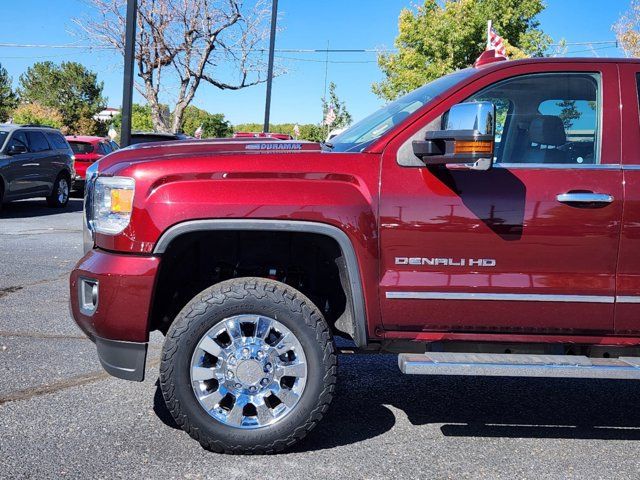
[[65, 136, 119, 190], [71, 56, 640, 453]]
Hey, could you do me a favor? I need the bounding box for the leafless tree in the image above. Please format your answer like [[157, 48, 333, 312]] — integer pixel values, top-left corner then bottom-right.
[[76, 0, 274, 132], [614, 0, 640, 58]]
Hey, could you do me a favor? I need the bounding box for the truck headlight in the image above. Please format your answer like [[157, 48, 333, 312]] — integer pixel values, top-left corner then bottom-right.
[[92, 176, 135, 235]]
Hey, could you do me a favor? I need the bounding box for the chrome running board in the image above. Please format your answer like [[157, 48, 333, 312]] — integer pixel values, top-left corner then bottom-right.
[[398, 353, 640, 379]]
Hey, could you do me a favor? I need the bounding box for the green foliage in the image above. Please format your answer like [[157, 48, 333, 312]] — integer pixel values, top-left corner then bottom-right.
[[0, 63, 17, 122], [233, 123, 326, 142], [112, 104, 155, 132], [373, 0, 552, 101], [556, 100, 581, 130], [113, 104, 232, 138], [297, 124, 326, 142], [180, 106, 232, 138], [18, 61, 106, 134], [12, 102, 64, 129], [322, 82, 352, 129]]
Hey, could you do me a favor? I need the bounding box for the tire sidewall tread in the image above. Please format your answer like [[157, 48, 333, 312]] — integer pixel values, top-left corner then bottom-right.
[[159, 277, 337, 454]]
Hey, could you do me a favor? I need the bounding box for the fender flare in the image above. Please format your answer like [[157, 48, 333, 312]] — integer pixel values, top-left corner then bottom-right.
[[153, 219, 368, 347]]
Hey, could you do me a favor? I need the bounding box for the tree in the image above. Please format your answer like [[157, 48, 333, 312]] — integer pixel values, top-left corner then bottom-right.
[[12, 102, 64, 129], [322, 82, 352, 129], [557, 100, 581, 130], [233, 122, 326, 142], [373, 0, 551, 101], [18, 61, 106, 133], [297, 123, 325, 142], [181, 106, 232, 138], [77, 0, 275, 133], [111, 104, 155, 132], [0, 63, 17, 122], [614, 0, 640, 57]]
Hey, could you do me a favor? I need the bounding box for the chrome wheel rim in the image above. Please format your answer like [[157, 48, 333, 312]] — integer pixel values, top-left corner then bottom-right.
[[57, 178, 69, 203], [190, 314, 308, 429]]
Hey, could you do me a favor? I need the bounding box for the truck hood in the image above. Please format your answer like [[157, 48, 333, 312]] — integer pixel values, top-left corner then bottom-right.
[[97, 138, 322, 172]]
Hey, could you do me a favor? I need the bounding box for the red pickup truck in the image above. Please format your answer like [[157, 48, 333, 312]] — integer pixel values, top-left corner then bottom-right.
[[70, 57, 640, 454]]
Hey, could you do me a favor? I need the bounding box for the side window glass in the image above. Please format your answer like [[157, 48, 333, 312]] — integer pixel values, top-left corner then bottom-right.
[[466, 73, 600, 165], [26, 131, 50, 152], [110, 141, 119, 150], [46, 132, 68, 150], [8, 131, 28, 150], [538, 99, 597, 163]]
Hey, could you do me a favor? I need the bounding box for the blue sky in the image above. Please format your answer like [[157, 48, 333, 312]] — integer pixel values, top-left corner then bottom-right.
[[0, 0, 631, 126]]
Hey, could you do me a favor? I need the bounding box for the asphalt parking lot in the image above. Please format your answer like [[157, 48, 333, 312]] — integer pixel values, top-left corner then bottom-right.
[[2, 199, 640, 479]]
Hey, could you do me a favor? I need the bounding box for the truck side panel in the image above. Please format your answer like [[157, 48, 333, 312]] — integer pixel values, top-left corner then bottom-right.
[[616, 64, 640, 333]]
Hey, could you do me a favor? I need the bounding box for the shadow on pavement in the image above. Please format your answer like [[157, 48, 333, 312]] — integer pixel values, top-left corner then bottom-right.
[[0, 198, 84, 218], [152, 352, 640, 453]]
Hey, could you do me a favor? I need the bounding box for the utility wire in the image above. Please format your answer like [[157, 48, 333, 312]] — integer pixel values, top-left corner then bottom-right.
[[0, 40, 619, 51]]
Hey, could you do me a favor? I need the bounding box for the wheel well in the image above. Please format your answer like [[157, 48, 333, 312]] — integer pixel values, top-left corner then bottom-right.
[[150, 230, 354, 340]]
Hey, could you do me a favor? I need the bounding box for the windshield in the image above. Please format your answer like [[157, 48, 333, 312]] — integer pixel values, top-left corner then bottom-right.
[[329, 68, 475, 152], [0, 131, 9, 151]]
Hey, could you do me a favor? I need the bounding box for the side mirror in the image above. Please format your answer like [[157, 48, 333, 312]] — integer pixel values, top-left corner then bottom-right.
[[413, 101, 496, 171], [7, 144, 28, 155]]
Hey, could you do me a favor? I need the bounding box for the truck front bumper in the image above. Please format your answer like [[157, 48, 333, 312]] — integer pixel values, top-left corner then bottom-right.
[[69, 249, 160, 381]]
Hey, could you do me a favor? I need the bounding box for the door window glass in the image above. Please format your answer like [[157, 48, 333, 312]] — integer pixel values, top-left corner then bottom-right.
[[26, 131, 50, 152], [46, 132, 69, 150], [7, 131, 28, 150], [466, 73, 600, 165]]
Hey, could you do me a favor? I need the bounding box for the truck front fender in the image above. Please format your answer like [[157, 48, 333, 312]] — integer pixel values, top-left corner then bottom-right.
[[153, 219, 369, 347]]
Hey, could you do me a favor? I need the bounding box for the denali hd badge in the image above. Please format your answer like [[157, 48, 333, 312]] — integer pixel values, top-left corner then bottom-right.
[[395, 257, 496, 267]]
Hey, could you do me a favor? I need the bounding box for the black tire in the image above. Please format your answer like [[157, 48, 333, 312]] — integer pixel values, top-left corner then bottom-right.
[[159, 277, 337, 454], [46, 174, 70, 208]]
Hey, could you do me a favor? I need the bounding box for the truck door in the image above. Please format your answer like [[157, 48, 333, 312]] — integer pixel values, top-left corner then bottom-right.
[[379, 63, 622, 335], [615, 64, 640, 333]]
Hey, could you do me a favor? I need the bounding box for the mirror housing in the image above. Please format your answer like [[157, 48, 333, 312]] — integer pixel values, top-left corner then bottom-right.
[[7, 144, 28, 155], [413, 101, 496, 171]]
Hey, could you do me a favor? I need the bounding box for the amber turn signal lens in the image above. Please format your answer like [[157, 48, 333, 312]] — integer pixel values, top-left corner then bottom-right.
[[453, 140, 494, 154], [110, 189, 134, 213]]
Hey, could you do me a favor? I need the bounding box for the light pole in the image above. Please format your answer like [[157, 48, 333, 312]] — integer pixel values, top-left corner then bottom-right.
[[263, 0, 278, 133], [120, 0, 137, 147]]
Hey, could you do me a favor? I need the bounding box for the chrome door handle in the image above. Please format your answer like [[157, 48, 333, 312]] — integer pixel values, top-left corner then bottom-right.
[[556, 193, 613, 204]]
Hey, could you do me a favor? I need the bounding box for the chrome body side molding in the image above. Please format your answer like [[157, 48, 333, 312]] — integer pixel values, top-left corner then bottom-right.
[[617, 296, 640, 304], [386, 291, 615, 303]]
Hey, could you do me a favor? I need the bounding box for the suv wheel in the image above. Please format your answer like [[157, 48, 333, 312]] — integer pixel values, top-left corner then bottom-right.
[[46, 175, 70, 208], [160, 277, 337, 454]]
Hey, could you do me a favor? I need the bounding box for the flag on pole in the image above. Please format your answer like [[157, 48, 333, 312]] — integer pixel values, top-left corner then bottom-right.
[[194, 124, 203, 139], [108, 125, 118, 140], [487, 20, 507, 58], [293, 124, 300, 139], [324, 106, 336, 126]]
